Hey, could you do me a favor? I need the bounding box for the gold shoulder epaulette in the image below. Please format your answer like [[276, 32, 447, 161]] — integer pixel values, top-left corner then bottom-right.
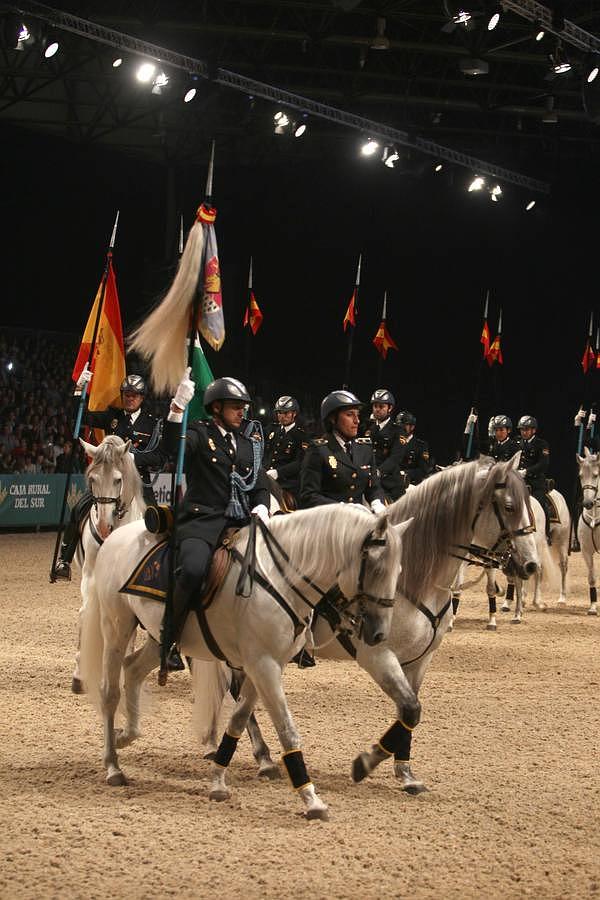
[[313, 438, 328, 446]]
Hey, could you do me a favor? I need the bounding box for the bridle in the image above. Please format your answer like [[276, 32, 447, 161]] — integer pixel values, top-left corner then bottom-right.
[[89, 474, 129, 522], [452, 478, 536, 571]]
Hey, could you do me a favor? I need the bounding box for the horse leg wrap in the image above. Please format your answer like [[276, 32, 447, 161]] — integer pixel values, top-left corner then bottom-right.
[[591, 587, 597, 604], [377, 720, 413, 762], [213, 732, 240, 769], [505, 583, 515, 602], [282, 749, 311, 791], [451, 596, 460, 615], [489, 597, 497, 615]]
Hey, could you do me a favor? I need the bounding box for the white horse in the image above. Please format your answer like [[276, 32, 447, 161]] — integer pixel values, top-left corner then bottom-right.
[[71, 435, 146, 692], [577, 448, 600, 615], [79, 503, 411, 820], [197, 454, 540, 793]]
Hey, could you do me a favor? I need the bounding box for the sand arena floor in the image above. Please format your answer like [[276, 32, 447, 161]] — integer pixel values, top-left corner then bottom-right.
[[2, 532, 600, 899]]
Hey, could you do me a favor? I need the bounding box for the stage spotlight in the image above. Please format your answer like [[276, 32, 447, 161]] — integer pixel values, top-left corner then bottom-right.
[[361, 138, 379, 156], [15, 23, 33, 50], [274, 111, 289, 126], [487, 5, 501, 30], [294, 122, 306, 137], [136, 62, 156, 83], [43, 39, 59, 59], [184, 88, 197, 103], [490, 184, 502, 202], [468, 176, 485, 192], [551, 43, 571, 75], [112, 57, 123, 68], [535, 27, 545, 41], [151, 71, 169, 94], [435, 163, 443, 172], [384, 150, 399, 168], [525, 200, 536, 211]]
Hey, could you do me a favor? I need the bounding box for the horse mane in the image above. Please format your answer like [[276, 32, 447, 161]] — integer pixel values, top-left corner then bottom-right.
[[265, 502, 375, 583], [386, 457, 511, 603], [86, 435, 144, 509]]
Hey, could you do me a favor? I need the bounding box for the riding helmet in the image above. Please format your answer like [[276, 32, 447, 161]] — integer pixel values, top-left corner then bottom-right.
[[492, 414, 512, 430], [320, 390, 362, 422], [518, 415, 538, 430], [395, 410, 417, 426], [370, 388, 395, 406], [121, 374, 146, 395], [274, 395, 300, 413], [204, 377, 251, 408]]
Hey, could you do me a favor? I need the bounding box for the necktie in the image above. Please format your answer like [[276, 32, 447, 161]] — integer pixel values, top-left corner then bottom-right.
[[225, 432, 235, 456], [345, 441, 353, 459], [125, 414, 133, 428]]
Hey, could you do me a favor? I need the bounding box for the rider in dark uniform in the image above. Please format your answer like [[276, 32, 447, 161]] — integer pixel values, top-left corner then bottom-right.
[[300, 390, 385, 511], [362, 388, 402, 501], [264, 396, 309, 506], [162, 373, 270, 644], [52, 371, 166, 580], [517, 414, 553, 543], [393, 411, 432, 498], [488, 415, 520, 461]]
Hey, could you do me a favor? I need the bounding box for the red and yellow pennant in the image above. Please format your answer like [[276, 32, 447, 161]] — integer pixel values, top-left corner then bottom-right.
[[373, 320, 398, 359], [480, 320, 490, 358], [486, 334, 503, 367], [343, 290, 356, 332], [582, 340, 596, 374], [72, 256, 126, 411], [243, 291, 263, 335]]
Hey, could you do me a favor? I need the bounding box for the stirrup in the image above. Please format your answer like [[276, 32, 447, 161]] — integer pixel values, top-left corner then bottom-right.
[[51, 561, 72, 581]]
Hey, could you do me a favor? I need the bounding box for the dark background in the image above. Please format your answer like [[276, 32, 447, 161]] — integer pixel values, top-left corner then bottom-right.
[[2, 120, 598, 491]]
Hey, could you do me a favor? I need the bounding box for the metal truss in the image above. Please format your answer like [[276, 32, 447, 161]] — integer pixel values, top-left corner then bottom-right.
[[7, 0, 550, 193], [502, 0, 600, 54]]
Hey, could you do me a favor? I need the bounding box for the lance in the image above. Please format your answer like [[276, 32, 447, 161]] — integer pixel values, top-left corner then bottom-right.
[[161, 142, 215, 683], [244, 255, 253, 383], [589, 323, 599, 440], [376, 290, 387, 385], [343, 253, 361, 390], [491, 307, 503, 407], [169, 214, 186, 506], [577, 311, 594, 455], [49, 211, 120, 582], [461, 290, 489, 460]]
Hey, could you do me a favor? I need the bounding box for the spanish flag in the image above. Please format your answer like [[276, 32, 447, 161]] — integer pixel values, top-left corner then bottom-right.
[[343, 290, 356, 332], [480, 320, 490, 358], [486, 334, 503, 367], [243, 291, 263, 335], [583, 340, 596, 374], [72, 256, 126, 411], [373, 320, 398, 359]]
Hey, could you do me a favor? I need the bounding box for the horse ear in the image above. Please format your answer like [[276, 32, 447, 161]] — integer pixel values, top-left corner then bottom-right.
[[79, 438, 97, 458], [577, 453, 585, 465], [584, 446, 592, 458], [373, 512, 389, 538], [392, 517, 413, 539], [507, 451, 521, 471], [119, 439, 132, 455]]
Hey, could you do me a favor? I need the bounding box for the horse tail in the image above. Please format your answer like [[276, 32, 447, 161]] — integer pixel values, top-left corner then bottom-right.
[[190, 659, 232, 748], [79, 577, 104, 711]]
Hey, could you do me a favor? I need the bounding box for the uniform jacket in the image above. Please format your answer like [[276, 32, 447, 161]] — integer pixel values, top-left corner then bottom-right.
[[489, 436, 521, 462], [363, 419, 407, 499], [517, 435, 550, 493], [299, 434, 384, 508], [263, 423, 309, 494], [396, 434, 431, 486], [163, 419, 270, 545], [85, 406, 166, 482]]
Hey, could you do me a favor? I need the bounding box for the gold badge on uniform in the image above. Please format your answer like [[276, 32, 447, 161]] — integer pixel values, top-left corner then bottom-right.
[[423, 451, 430, 460], [208, 437, 216, 451], [269, 432, 275, 440], [328, 455, 338, 469], [111, 419, 119, 430]]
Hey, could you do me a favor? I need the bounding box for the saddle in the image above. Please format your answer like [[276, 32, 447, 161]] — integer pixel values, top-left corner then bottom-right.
[[545, 491, 560, 524], [121, 528, 239, 608]]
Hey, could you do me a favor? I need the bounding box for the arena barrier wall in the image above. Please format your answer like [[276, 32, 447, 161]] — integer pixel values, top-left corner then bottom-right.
[[0, 475, 88, 527]]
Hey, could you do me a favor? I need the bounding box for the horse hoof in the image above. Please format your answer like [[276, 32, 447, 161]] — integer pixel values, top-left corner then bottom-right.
[[500, 604, 511, 613], [557, 599, 567, 606], [209, 788, 230, 802], [351, 753, 371, 783], [587, 608, 598, 617], [305, 807, 330, 821], [71, 677, 84, 694], [486, 624, 497, 632], [258, 764, 281, 780], [106, 771, 127, 787], [402, 782, 428, 796], [203, 750, 217, 761], [511, 618, 521, 625]]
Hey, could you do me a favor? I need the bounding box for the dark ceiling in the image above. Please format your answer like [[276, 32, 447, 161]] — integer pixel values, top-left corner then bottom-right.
[[1, 2, 600, 183]]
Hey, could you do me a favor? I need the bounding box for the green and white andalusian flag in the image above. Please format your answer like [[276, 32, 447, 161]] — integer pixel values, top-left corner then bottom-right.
[[188, 333, 214, 421]]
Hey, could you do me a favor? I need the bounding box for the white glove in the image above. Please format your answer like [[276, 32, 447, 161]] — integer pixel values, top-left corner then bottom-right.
[[74, 362, 93, 394], [371, 499, 386, 515], [172, 367, 195, 411], [266, 468, 278, 480], [518, 468, 527, 478], [588, 412, 597, 428], [574, 407, 587, 426], [251, 504, 270, 525], [464, 411, 478, 433]]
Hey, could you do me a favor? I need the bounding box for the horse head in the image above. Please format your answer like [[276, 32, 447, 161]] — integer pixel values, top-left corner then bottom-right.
[[80, 436, 135, 540], [337, 513, 413, 647], [577, 446, 600, 511], [473, 453, 539, 580]]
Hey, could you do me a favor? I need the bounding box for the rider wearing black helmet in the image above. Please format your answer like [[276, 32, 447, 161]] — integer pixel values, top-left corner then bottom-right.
[[161, 371, 270, 642], [488, 414, 520, 462], [52, 369, 166, 581], [264, 395, 309, 505], [516, 414, 553, 543], [362, 388, 403, 501], [392, 410, 432, 497], [300, 390, 385, 511]]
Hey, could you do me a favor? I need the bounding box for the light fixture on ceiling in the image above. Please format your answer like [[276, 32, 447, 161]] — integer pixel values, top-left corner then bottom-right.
[[136, 61, 156, 83], [384, 148, 399, 168], [151, 71, 169, 95], [43, 33, 60, 58], [361, 138, 380, 156], [294, 121, 307, 137], [14, 23, 34, 51], [112, 57, 123, 68], [435, 163, 443, 172], [468, 176, 485, 192], [525, 200, 536, 211], [550, 42, 571, 75], [490, 184, 502, 202], [371, 16, 390, 51], [487, 4, 501, 31], [184, 88, 197, 103], [542, 95, 558, 124], [459, 56, 489, 76]]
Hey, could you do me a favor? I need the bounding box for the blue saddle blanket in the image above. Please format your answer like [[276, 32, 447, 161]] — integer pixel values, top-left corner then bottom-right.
[[121, 540, 170, 601]]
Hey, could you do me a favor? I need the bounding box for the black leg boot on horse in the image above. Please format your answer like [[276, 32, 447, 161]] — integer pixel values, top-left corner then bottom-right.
[[52, 491, 95, 580]]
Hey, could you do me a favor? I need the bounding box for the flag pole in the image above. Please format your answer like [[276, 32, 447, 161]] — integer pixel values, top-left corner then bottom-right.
[[491, 307, 503, 408], [244, 256, 253, 384], [162, 143, 215, 682], [49, 211, 120, 582], [570, 311, 594, 554], [590, 323, 599, 440], [343, 253, 361, 390], [376, 290, 387, 385], [169, 214, 185, 506], [578, 311, 594, 455]]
